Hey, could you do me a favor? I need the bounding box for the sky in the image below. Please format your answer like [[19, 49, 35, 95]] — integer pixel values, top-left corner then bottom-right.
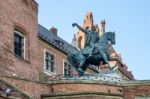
[[36, 0, 150, 80]]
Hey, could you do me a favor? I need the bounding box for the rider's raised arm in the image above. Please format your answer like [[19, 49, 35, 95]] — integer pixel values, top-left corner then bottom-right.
[[72, 23, 88, 34]]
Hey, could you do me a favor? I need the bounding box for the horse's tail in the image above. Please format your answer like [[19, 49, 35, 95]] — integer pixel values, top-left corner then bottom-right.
[[67, 54, 78, 72], [67, 54, 76, 67]]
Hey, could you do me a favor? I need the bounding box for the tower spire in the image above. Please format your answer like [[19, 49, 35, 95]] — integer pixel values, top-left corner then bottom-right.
[[100, 19, 105, 36]]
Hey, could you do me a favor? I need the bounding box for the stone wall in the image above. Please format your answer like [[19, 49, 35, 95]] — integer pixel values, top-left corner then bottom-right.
[[41, 80, 123, 99], [1, 75, 52, 99], [1, 75, 150, 99], [123, 81, 150, 99], [42, 92, 122, 99], [0, 75, 124, 99], [51, 80, 123, 94]]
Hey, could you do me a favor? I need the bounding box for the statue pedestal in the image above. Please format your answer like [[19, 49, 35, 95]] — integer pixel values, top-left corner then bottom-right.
[[62, 70, 123, 83], [84, 70, 122, 82]]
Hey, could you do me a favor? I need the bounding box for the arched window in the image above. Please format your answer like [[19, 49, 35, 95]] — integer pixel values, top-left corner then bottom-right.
[[78, 36, 82, 49], [14, 31, 25, 59]]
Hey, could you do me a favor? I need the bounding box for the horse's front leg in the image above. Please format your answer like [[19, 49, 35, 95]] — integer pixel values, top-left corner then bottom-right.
[[101, 53, 113, 70]]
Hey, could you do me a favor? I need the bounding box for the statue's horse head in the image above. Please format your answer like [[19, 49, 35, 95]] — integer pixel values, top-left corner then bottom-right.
[[105, 31, 116, 45]]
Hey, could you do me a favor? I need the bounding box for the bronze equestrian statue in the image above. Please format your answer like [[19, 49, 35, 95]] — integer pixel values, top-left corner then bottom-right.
[[67, 23, 118, 76]]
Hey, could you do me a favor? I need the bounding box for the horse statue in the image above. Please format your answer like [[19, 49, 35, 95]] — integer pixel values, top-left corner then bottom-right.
[[67, 31, 118, 76]]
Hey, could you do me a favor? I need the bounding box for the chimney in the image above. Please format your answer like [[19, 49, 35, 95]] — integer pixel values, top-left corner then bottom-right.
[[94, 24, 99, 32], [100, 19, 105, 36], [50, 27, 57, 36]]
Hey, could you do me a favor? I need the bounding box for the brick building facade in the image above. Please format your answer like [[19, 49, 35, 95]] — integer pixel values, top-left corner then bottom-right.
[[0, 0, 150, 99], [0, 0, 77, 81]]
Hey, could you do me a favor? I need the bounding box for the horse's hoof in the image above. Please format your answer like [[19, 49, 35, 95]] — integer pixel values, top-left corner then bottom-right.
[[113, 66, 118, 70], [109, 66, 118, 71]]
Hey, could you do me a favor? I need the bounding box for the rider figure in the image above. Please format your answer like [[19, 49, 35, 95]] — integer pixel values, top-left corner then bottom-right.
[[72, 23, 99, 58], [72, 23, 110, 66], [72, 23, 117, 73]]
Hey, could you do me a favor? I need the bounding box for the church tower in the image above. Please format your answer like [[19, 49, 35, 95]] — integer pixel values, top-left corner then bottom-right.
[[100, 19, 105, 36]]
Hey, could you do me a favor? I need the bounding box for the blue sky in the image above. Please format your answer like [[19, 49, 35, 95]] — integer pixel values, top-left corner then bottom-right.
[[36, 0, 150, 80]]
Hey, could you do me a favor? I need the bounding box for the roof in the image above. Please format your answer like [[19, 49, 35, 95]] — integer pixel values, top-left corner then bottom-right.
[[38, 24, 77, 55], [71, 34, 80, 50]]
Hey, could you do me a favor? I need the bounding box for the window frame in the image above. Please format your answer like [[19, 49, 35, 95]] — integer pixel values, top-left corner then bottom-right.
[[44, 49, 56, 75], [63, 60, 72, 78], [14, 30, 25, 59]]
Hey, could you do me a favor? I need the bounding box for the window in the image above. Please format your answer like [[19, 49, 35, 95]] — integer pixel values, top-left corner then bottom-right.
[[14, 31, 25, 58], [44, 50, 55, 74], [64, 61, 72, 78]]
